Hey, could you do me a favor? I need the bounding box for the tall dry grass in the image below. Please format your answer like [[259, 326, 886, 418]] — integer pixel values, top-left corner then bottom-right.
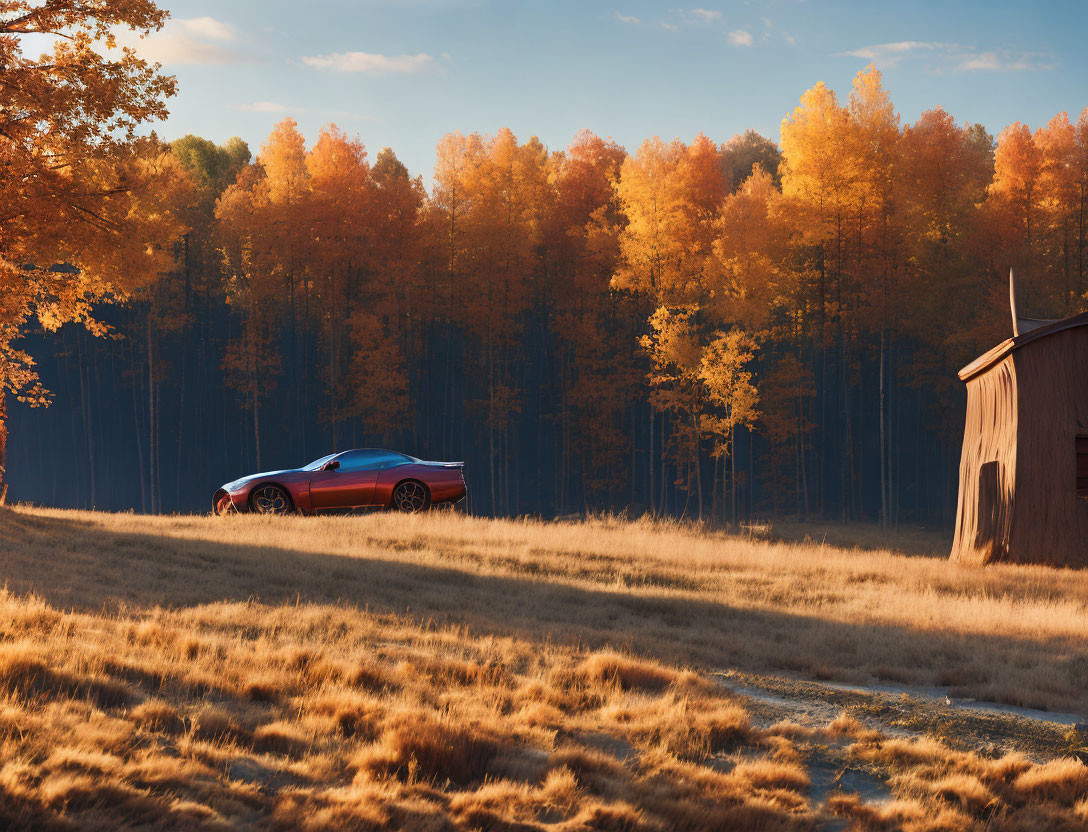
[[3, 505, 1088, 828]]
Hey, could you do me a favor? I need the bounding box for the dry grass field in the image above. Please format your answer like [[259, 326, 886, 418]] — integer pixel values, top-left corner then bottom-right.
[[3, 505, 1088, 830]]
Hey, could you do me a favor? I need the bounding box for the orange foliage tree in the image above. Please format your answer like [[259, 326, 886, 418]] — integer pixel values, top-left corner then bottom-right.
[[0, 0, 182, 499]]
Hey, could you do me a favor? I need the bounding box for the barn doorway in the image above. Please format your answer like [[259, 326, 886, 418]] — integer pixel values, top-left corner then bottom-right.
[[1078, 436, 1088, 499], [975, 460, 1008, 557]]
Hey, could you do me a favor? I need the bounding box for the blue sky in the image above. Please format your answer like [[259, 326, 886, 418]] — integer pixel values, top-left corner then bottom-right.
[[127, 0, 1088, 180]]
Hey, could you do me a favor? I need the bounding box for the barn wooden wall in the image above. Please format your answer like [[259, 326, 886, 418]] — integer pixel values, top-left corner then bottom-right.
[[950, 357, 1018, 565], [1005, 327, 1088, 567]]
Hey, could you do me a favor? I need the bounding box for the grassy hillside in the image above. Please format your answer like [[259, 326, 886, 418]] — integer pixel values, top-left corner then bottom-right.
[[2, 506, 1088, 830]]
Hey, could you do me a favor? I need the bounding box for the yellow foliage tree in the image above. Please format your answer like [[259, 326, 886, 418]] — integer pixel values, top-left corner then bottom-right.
[[699, 327, 760, 522]]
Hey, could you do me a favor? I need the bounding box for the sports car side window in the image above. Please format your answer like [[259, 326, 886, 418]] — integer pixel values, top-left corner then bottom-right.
[[336, 451, 378, 472], [331, 450, 411, 472]]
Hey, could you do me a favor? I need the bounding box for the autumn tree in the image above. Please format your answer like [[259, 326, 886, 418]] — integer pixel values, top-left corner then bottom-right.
[[613, 134, 725, 305], [215, 163, 282, 467], [430, 128, 549, 512], [172, 136, 251, 205], [779, 66, 899, 518], [171, 136, 251, 304], [348, 147, 426, 443], [545, 131, 634, 507], [305, 126, 374, 446], [986, 122, 1045, 303], [699, 328, 760, 522], [1072, 110, 1088, 300], [896, 110, 993, 396], [640, 306, 705, 516], [720, 129, 783, 192], [712, 166, 806, 512], [0, 0, 181, 499], [1033, 111, 1088, 314], [779, 80, 851, 516], [612, 134, 728, 513]]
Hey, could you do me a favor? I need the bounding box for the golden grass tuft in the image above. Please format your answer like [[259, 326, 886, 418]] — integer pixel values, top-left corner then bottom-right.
[[1011, 757, 1088, 805], [190, 704, 250, 745], [353, 711, 499, 786], [0, 643, 54, 694], [307, 691, 385, 741], [348, 657, 398, 692], [129, 699, 184, 734], [915, 773, 996, 814], [732, 757, 810, 792], [254, 720, 311, 758], [579, 651, 679, 692]]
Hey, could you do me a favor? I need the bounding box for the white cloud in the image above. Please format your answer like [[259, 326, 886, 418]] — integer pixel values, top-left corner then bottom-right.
[[302, 51, 435, 74], [728, 29, 754, 46], [659, 8, 721, 28], [839, 41, 1054, 72], [613, 11, 640, 24], [956, 51, 1053, 71], [841, 40, 942, 63], [688, 8, 722, 23], [959, 52, 1004, 71], [177, 17, 235, 41], [115, 16, 243, 65]]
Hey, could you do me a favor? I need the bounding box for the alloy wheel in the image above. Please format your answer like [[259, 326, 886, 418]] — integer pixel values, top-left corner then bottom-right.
[[393, 481, 428, 513], [252, 485, 291, 515]]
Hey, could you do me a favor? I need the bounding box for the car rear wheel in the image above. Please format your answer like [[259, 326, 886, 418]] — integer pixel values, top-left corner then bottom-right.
[[250, 485, 293, 515], [392, 480, 430, 513]]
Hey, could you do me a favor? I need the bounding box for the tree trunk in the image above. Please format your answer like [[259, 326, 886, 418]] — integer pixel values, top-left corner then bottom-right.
[[147, 309, 156, 514], [879, 324, 887, 531], [659, 413, 667, 513], [253, 359, 261, 472], [77, 332, 95, 508], [129, 337, 147, 513], [694, 411, 703, 521], [488, 337, 496, 515], [648, 407, 654, 515], [711, 450, 719, 525], [748, 426, 754, 524], [730, 422, 737, 525], [0, 388, 8, 506], [176, 356, 185, 510]]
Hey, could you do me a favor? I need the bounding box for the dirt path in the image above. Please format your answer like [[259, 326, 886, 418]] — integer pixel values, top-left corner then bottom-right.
[[717, 668, 1082, 761]]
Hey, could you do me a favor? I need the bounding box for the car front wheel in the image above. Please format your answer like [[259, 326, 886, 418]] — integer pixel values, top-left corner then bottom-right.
[[250, 485, 293, 515]]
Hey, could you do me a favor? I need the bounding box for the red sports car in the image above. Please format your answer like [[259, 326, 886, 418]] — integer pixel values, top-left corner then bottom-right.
[[212, 449, 466, 516]]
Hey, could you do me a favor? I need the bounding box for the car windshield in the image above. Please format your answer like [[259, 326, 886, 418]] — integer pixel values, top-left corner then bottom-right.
[[302, 453, 339, 471]]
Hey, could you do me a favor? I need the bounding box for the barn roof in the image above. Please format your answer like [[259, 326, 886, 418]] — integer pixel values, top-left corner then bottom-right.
[[959, 311, 1088, 382]]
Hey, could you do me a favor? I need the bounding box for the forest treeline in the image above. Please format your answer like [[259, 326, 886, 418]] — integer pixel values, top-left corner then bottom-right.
[[4, 2, 1087, 520]]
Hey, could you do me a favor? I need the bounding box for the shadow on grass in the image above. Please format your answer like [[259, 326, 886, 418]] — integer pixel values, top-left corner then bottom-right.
[[0, 508, 1081, 716], [761, 518, 953, 558]]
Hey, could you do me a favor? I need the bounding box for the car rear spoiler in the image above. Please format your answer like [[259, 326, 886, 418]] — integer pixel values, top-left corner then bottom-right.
[[418, 460, 464, 468]]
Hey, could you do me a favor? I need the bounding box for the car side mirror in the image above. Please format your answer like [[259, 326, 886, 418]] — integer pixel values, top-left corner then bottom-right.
[[323, 460, 340, 471]]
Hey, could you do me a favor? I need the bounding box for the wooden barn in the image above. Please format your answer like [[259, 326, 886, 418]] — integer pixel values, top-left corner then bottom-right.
[[950, 276, 1088, 567]]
